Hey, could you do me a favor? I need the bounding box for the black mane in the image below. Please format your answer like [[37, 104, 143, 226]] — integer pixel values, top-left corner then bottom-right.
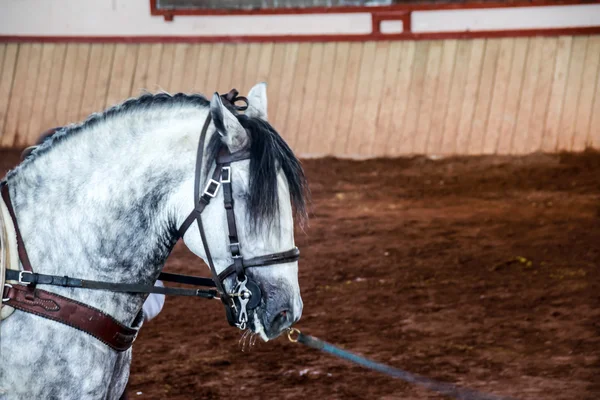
[[207, 114, 310, 233]]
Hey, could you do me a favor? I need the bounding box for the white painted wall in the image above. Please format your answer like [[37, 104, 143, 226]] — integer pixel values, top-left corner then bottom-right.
[[412, 4, 600, 33], [0, 0, 371, 36], [0, 0, 598, 37]]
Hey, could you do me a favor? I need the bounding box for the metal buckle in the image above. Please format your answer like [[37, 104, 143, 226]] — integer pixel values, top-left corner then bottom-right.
[[203, 179, 221, 198], [18, 270, 33, 285], [221, 166, 231, 184], [2, 283, 12, 302]]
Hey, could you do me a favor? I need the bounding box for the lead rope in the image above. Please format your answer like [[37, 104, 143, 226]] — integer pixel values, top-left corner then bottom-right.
[[287, 329, 516, 400]]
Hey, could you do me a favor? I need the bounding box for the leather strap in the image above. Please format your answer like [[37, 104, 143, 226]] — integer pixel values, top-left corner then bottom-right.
[[158, 271, 215, 288], [217, 247, 300, 281], [188, 113, 233, 308], [176, 165, 221, 238], [3, 284, 139, 351], [5, 269, 217, 299], [217, 149, 251, 164], [1, 184, 33, 273]]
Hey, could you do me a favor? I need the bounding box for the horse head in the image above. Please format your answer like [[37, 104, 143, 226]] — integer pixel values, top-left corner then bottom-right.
[[178, 83, 309, 341]]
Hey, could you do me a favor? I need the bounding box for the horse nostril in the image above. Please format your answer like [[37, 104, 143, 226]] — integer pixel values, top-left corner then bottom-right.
[[277, 309, 291, 323], [270, 309, 293, 333]]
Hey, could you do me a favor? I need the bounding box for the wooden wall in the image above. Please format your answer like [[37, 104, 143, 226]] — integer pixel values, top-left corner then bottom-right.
[[0, 37, 599, 157]]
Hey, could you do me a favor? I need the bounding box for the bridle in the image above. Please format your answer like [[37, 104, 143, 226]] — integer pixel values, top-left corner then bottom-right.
[[176, 89, 301, 329], [1, 89, 300, 351]]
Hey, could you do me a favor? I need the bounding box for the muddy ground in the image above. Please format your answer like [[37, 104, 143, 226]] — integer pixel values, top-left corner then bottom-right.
[[1, 149, 598, 400]]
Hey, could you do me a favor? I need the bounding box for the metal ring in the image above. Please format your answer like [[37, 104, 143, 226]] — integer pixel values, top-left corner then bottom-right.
[[287, 327, 301, 343], [2, 284, 13, 302]]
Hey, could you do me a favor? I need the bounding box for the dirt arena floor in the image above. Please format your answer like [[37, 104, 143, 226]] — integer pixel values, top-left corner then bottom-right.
[[1, 149, 599, 400]]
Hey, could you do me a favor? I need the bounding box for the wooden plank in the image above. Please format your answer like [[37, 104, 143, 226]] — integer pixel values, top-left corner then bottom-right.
[[272, 43, 299, 133], [2, 44, 32, 147], [440, 40, 471, 154], [426, 39, 458, 154], [331, 42, 363, 155], [79, 44, 121, 118], [155, 43, 175, 93], [454, 38, 485, 154], [27, 44, 57, 142], [372, 41, 402, 156], [130, 43, 152, 96], [141, 43, 164, 94], [525, 37, 558, 153], [556, 36, 587, 151], [39, 43, 67, 132], [345, 41, 378, 155], [0, 44, 5, 80], [242, 43, 262, 94], [0, 43, 6, 140], [256, 43, 274, 89], [414, 40, 443, 154], [306, 42, 336, 155], [468, 39, 500, 155], [0, 44, 18, 146], [169, 43, 190, 93], [482, 38, 514, 154], [78, 44, 105, 120], [321, 42, 351, 155], [204, 44, 224, 91], [293, 42, 324, 152], [230, 44, 249, 92], [216, 44, 236, 93], [541, 36, 572, 152], [91, 44, 116, 113], [283, 43, 312, 147], [16, 43, 43, 147], [382, 41, 416, 156], [182, 44, 200, 93], [190, 44, 211, 94], [67, 44, 91, 124], [512, 37, 544, 154], [572, 36, 600, 151], [359, 41, 390, 155], [52, 44, 79, 129], [496, 37, 529, 154], [265, 43, 286, 124], [395, 40, 430, 154], [589, 67, 600, 149], [105, 44, 139, 107]]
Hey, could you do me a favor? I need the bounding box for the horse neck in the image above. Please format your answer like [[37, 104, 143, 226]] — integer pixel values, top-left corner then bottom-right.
[[5, 105, 210, 325]]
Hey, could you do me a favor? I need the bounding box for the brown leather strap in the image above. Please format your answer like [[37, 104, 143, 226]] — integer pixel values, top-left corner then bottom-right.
[[1, 184, 33, 272], [216, 149, 251, 164], [3, 284, 139, 351], [176, 165, 222, 238], [217, 247, 301, 281]]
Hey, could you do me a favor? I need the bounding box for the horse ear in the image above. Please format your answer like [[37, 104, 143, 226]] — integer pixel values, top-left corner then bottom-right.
[[210, 92, 249, 153], [246, 82, 268, 120]]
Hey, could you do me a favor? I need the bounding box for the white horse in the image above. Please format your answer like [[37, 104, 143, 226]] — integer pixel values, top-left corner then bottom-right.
[[0, 83, 308, 399]]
